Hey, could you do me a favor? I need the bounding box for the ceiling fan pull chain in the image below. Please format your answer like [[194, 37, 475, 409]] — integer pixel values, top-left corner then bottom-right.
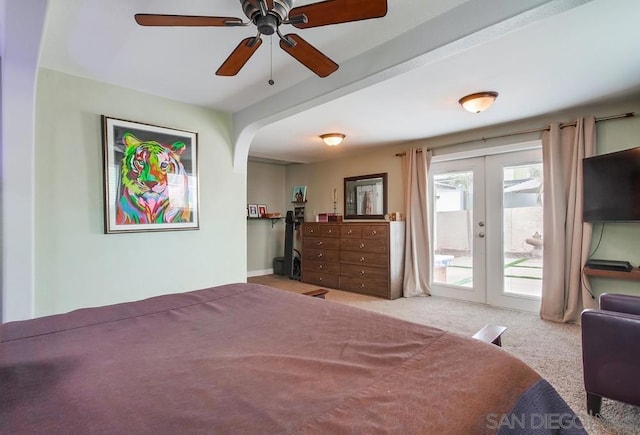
[[269, 36, 275, 86]]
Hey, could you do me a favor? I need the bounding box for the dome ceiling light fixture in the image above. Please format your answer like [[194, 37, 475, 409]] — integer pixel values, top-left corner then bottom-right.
[[320, 133, 345, 147], [458, 91, 499, 113]]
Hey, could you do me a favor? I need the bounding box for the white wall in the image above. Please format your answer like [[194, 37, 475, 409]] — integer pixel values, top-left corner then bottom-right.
[[33, 69, 247, 317], [1, 0, 49, 321], [246, 161, 286, 275]]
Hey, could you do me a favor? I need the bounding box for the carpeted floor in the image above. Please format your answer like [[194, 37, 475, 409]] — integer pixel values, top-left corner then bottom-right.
[[249, 274, 640, 435]]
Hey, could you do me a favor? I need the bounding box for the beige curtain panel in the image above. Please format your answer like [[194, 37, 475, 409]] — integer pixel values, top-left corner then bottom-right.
[[540, 117, 598, 323], [402, 147, 432, 297]]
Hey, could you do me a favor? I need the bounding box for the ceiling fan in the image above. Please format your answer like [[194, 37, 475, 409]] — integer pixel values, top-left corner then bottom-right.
[[135, 0, 388, 78]]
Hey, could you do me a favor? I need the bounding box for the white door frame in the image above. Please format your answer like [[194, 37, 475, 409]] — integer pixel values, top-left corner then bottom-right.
[[485, 149, 542, 313], [429, 141, 542, 312], [429, 157, 486, 303]]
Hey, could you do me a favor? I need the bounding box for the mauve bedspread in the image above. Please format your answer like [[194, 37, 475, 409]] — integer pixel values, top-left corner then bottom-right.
[[1, 283, 584, 434]]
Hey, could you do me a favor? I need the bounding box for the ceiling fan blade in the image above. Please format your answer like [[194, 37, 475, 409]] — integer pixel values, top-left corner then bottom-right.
[[135, 14, 243, 27], [279, 34, 338, 78], [216, 37, 263, 76], [290, 0, 387, 29]]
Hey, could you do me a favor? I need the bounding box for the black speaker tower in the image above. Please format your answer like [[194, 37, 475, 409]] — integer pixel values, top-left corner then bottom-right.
[[284, 211, 295, 278]]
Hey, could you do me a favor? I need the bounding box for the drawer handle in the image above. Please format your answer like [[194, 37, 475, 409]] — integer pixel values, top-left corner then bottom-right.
[[319, 277, 323, 281], [309, 229, 314, 233], [328, 230, 332, 234], [359, 257, 365, 262], [371, 230, 377, 235], [360, 270, 365, 276], [348, 229, 353, 234], [359, 243, 365, 249], [317, 253, 323, 258], [360, 283, 366, 288], [317, 241, 323, 246], [319, 265, 323, 270]]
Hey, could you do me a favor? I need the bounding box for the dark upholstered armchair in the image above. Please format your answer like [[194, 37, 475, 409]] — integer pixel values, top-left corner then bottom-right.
[[581, 293, 640, 416]]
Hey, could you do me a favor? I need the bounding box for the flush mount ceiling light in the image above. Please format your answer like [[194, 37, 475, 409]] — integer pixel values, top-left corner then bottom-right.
[[320, 133, 345, 146], [458, 91, 499, 113]]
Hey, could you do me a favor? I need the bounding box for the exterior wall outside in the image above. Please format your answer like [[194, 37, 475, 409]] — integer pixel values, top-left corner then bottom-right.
[[34, 69, 246, 317], [247, 161, 286, 275], [434, 208, 542, 256]]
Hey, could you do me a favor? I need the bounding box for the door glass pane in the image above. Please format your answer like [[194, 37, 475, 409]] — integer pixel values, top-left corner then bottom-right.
[[434, 171, 473, 287], [502, 163, 543, 297]]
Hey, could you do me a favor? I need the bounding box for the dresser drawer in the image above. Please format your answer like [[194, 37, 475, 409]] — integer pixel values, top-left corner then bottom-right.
[[320, 225, 341, 237], [302, 223, 340, 238], [341, 225, 362, 238], [340, 238, 388, 254], [304, 247, 340, 262], [341, 264, 388, 281], [303, 237, 340, 250], [340, 276, 389, 298], [301, 223, 321, 237], [361, 225, 388, 239], [303, 259, 340, 275], [302, 271, 340, 289], [340, 251, 388, 268]]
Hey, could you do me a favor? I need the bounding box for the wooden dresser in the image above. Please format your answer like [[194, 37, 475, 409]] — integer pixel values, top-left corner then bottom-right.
[[300, 222, 405, 299]]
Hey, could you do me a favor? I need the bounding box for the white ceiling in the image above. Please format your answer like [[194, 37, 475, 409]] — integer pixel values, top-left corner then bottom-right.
[[40, 0, 640, 164]]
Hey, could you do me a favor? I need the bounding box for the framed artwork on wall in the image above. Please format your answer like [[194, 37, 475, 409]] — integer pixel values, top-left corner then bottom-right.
[[101, 116, 199, 234], [292, 186, 307, 203], [248, 204, 259, 218], [257, 204, 267, 217]]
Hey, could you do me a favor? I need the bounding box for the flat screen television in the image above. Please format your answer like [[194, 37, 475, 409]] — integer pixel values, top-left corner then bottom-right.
[[582, 146, 640, 222]]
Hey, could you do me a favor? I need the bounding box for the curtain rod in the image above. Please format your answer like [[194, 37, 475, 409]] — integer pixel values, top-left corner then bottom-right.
[[395, 112, 635, 157]]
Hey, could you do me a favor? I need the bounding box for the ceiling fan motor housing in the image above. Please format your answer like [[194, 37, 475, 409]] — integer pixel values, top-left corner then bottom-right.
[[241, 0, 293, 31]]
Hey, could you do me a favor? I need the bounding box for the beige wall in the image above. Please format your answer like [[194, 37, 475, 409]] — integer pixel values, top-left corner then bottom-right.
[[285, 145, 406, 222], [34, 69, 247, 316], [247, 161, 287, 274], [581, 99, 640, 298], [279, 96, 640, 299]]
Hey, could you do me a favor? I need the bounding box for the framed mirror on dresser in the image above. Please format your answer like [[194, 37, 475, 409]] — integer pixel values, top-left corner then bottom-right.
[[344, 173, 388, 220]]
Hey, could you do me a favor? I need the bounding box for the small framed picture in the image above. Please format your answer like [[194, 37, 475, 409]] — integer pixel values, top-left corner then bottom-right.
[[292, 185, 307, 203], [257, 204, 267, 217], [248, 204, 259, 218]]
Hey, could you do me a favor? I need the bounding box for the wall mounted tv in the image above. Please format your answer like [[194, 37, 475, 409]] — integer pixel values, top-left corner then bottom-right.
[[582, 146, 640, 222]]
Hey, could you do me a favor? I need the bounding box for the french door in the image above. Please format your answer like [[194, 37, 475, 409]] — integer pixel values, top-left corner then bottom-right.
[[429, 146, 543, 312]]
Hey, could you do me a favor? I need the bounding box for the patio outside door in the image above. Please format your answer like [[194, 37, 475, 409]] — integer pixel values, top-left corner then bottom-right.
[[429, 147, 542, 312]]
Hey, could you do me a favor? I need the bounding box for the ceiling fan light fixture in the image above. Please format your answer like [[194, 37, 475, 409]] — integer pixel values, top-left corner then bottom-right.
[[459, 91, 499, 113], [320, 133, 345, 147], [136, 0, 388, 78]]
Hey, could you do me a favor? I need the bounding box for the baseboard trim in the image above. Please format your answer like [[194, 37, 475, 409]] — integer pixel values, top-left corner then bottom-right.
[[247, 268, 273, 278]]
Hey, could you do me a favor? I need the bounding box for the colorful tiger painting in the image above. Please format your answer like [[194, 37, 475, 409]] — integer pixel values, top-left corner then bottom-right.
[[117, 132, 192, 224]]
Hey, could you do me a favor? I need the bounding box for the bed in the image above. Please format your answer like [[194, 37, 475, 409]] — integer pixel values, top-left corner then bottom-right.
[[1, 283, 585, 434]]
